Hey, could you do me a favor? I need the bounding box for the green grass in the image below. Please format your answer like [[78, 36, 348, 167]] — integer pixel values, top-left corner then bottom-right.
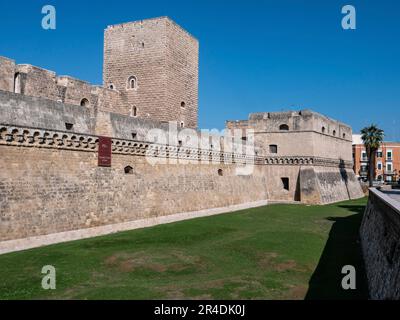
[[0, 198, 368, 300]]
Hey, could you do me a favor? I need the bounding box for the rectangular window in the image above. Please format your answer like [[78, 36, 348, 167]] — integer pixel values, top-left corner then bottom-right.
[[377, 162, 382, 170], [281, 178, 289, 191], [377, 151, 383, 158], [387, 150, 393, 161], [269, 145, 278, 154], [387, 163, 393, 172], [361, 151, 367, 161]]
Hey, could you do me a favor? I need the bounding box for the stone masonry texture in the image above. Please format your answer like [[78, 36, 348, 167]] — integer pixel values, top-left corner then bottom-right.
[[0, 16, 364, 252]]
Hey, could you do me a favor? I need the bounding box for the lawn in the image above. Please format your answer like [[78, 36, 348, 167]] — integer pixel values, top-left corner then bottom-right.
[[0, 198, 368, 300]]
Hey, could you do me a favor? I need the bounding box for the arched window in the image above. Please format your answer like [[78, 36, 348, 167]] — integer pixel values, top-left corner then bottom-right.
[[14, 73, 21, 94], [127, 76, 137, 90], [80, 98, 90, 107], [124, 166, 133, 174], [218, 169, 223, 176], [269, 144, 278, 154], [181, 101, 186, 108], [322, 127, 326, 134], [343, 133, 346, 139], [333, 130, 336, 136], [279, 124, 289, 131]]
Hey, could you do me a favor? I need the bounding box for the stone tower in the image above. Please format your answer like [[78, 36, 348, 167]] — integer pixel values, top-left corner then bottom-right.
[[103, 17, 199, 128]]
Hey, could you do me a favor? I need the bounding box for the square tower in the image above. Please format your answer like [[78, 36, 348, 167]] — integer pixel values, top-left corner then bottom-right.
[[103, 17, 199, 128]]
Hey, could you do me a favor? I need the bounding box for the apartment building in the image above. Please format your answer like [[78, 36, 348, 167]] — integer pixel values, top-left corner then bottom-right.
[[353, 134, 400, 182]]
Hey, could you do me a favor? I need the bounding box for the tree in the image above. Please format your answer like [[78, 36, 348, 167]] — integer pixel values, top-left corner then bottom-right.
[[361, 124, 384, 187]]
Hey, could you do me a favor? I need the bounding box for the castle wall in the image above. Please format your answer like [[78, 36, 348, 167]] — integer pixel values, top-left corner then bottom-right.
[[57, 76, 98, 108], [227, 110, 353, 162], [0, 90, 93, 133], [299, 166, 363, 204], [0, 142, 269, 243], [16, 64, 59, 101], [103, 18, 168, 119], [165, 18, 199, 128], [103, 17, 198, 127], [0, 57, 15, 92], [360, 189, 400, 299]]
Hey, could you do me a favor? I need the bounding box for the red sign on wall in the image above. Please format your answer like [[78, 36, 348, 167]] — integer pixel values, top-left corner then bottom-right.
[[98, 136, 112, 167]]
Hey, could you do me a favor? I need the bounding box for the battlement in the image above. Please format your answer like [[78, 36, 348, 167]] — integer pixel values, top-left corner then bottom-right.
[[106, 16, 198, 42], [227, 109, 352, 141]]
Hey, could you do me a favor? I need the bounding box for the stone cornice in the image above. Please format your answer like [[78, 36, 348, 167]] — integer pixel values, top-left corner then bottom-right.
[[0, 124, 353, 168]]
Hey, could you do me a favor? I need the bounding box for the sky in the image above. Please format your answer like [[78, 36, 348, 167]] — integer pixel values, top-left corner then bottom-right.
[[0, 0, 399, 140]]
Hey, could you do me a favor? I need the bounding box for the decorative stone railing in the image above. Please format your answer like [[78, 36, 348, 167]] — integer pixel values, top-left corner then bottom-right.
[[0, 124, 353, 168]]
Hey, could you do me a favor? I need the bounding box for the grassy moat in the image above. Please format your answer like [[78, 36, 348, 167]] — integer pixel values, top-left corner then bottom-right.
[[0, 198, 368, 300]]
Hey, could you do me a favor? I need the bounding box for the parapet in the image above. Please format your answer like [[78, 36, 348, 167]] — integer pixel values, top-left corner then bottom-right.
[[0, 55, 126, 115], [227, 109, 352, 141]]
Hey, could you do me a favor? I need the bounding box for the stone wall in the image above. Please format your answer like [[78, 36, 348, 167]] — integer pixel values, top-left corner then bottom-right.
[[299, 166, 363, 204], [103, 17, 198, 127], [360, 189, 400, 300], [0, 120, 364, 250], [0, 56, 15, 92], [226, 110, 353, 162], [0, 133, 269, 242], [1, 17, 199, 128]]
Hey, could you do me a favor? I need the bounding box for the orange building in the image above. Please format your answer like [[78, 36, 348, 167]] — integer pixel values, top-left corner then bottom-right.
[[353, 135, 400, 183]]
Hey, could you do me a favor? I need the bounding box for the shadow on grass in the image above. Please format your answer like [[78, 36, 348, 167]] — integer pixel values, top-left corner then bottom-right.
[[305, 205, 369, 300]]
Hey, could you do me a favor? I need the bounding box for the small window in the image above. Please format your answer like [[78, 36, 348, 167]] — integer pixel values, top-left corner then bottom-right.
[[218, 169, 223, 176], [142, 42, 145, 48], [127, 76, 137, 90], [343, 133, 346, 139], [181, 102, 186, 108], [180, 121, 184, 128], [65, 123, 74, 130], [130, 106, 137, 117], [80, 98, 90, 107], [14, 73, 22, 94], [322, 127, 326, 134], [132, 132, 137, 140], [178, 140, 183, 147], [281, 178, 289, 191], [109, 83, 115, 90], [242, 137, 247, 142], [124, 166, 133, 174], [333, 130, 336, 136], [269, 144, 278, 154], [279, 124, 289, 131]]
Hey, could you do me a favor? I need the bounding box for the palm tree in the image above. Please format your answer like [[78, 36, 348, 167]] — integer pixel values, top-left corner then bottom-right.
[[361, 124, 384, 187]]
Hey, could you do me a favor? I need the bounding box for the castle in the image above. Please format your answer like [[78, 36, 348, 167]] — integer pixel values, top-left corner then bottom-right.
[[0, 17, 363, 253]]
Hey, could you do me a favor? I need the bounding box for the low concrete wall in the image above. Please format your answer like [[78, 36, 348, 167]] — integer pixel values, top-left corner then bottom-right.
[[360, 188, 400, 299]]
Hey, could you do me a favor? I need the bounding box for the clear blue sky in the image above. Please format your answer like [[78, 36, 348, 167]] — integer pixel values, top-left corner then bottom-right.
[[1, 0, 399, 139]]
